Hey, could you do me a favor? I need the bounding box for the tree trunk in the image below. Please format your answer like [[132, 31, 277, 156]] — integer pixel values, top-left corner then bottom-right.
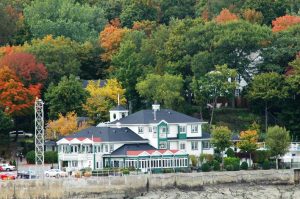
[[209, 98, 217, 127], [199, 106, 203, 120], [265, 102, 268, 133], [276, 156, 279, 170], [249, 153, 252, 168]]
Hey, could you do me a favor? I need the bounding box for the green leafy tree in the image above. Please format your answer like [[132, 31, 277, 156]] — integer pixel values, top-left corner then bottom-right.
[[247, 72, 288, 133], [136, 73, 184, 109], [265, 125, 291, 169], [120, 1, 158, 28], [24, 35, 81, 83], [192, 65, 237, 126], [260, 25, 300, 74], [111, 30, 146, 110], [24, 0, 106, 42], [211, 126, 233, 167], [45, 75, 89, 119]]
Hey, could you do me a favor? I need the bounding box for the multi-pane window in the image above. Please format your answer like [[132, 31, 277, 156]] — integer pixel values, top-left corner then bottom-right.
[[180, 142, 186, 150], [179, 126, 186, 133], [161, 126, 167, 133], [159, 141, 167, 149], [138, 127, 144, 134], [191, 141, 198, 150], [110, 144, 114, 152], [148, 127, 152, 132], [202, 141, 211, 149], [191, 125, 198, 133]]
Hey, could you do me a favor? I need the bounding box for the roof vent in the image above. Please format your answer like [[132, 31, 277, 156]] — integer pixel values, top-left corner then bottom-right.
[[125, 129, 128, 133], [113, 130, 116, 133]]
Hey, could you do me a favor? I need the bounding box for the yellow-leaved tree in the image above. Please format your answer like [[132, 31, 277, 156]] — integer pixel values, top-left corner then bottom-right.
[[46, 111, 89, 140], [83, 79, 126, 124]]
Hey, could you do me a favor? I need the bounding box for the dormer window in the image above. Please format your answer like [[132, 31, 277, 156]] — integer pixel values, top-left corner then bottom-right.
[[122, 113, 125, 118], [113, 114, 116, 119]]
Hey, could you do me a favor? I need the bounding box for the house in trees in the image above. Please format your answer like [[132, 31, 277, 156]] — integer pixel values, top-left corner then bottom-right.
[[102, 104, 213, 156]]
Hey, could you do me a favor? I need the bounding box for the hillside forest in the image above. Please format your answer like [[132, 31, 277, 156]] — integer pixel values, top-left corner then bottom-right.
[[0, 0, 300, 147]]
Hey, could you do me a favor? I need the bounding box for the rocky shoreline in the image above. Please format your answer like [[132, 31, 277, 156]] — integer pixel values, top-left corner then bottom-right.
[[136, 184, 300, 199]]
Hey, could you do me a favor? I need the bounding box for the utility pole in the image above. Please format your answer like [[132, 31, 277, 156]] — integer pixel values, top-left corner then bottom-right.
[[35, 98, 44, 179]]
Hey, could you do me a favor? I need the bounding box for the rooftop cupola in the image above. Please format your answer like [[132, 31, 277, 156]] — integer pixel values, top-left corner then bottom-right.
[[109, 94, 129, 122], [152, 104, 160, 121]]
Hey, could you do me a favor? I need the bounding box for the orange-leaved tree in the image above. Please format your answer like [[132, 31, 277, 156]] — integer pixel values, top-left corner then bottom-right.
[[272, 15, 300, 32], [0, 52, 47, 86], [132, 20, 157, 36], [0, 66, 41, 116], [46, 111, 89, 140], [99, 19, 130, 62], [215, 8, 239, 24], [237, 130, 258, 167]]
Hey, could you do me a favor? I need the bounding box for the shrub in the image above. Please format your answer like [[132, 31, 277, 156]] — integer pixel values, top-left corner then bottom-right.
[[233, 162, 240, 171], [44, 151, 58, 164], [26, 151, 35, 164], [214, 155, 222, 163], [201, 163, 211, 172], [224, 157, 240, 167], [200, 154, 213, 163], [212, 160, 220, 171], [163, 168, 173, 173], [240, 161, 248, 170], [226, 148, 235, 157], [122, 168, 130, 175], [189, 155, 198, 167], [226, 165, 234, 171], [253, 150, 271, 164], [262, 160, 271, 170]]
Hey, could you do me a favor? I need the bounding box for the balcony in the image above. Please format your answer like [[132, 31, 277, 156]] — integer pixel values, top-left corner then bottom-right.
[[257, 142, 300, 152]]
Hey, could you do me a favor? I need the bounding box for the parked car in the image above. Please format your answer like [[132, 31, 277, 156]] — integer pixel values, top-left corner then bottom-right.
[[17, 170, 38, 179], [0, 163, 15, 171], [0, 172, 16, 180], [9, 130, 33, 138], [44, 169, 68, 177]]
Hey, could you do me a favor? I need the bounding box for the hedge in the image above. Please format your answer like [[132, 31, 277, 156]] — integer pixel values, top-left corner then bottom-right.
[[26, 151, 58, 164]]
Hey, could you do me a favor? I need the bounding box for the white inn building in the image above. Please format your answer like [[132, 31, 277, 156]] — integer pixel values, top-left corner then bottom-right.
[[57, 104, 213, 172]]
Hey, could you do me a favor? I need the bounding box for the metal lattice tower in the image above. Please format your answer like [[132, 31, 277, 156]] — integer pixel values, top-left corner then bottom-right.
[[35, 98, 44, 166]]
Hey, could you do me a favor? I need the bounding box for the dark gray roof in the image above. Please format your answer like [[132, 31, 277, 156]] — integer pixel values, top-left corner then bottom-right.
[[82, 80, 107, 89], [110, 109, 202, 124], [109, 143, 156, 156], [45, 140, 57, 146], [63, 126, 147, 142], [111, 105, 128, 111]]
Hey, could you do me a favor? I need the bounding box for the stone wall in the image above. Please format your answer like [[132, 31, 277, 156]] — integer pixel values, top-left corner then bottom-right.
[[0, 170, 295, 199]]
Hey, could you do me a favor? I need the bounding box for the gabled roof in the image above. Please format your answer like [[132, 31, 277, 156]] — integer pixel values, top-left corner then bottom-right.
[[82, 80, 107, 89], [59, 126, 147, 143], [110, 143, 156, 156], [109, 109, 202, 125]]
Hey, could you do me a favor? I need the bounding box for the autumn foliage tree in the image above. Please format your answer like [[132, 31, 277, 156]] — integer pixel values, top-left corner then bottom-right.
[[99, 19, 130, 61], [0, 52, 47, 85], [272, 15, 300, 32], [46, 111, 89, 140], [215, 9, 239, 24], [237, 130, 258, 166], [83, 79, 126, 123], [242, 9, 263, 24], [0, 66, 41, 116]]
